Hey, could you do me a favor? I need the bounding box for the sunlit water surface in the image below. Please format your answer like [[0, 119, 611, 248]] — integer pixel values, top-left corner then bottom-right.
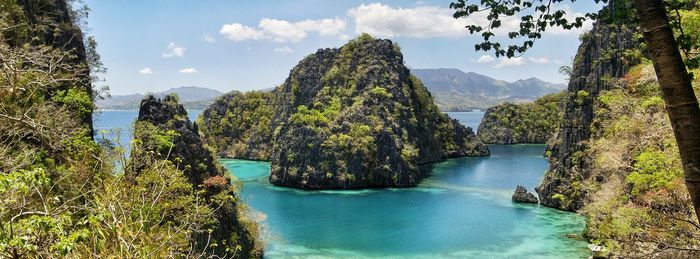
[[224, 144, 588, 258]]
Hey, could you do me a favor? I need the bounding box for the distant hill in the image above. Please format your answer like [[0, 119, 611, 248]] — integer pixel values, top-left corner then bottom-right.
[[411, 68, 566, 110], [97, 86, 223, 110], [99, 71, 563, 111]]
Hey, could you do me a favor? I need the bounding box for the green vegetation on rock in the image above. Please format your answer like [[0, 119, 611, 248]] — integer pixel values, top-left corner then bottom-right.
[[536, 12, 643, 212], [0, 1, 261, 257], [477, 91, 565, 144], [200, 34, 489, 189], [580, 62, 700, 255], [131, 95, 262, 257], [199, 90, 273, 160]]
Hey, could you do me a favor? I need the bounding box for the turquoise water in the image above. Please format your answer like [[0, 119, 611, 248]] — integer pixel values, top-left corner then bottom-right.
[[93, 110, 589, 258], [93, 110, 201, 148], [223, 145, 588, 258]]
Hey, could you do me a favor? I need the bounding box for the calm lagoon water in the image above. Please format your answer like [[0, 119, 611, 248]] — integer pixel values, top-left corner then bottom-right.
[[224, 145, 588, 258], [93, 110, 588, 258]]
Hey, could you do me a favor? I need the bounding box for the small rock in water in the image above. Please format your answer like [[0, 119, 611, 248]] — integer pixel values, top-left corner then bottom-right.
[[512, 185, 538, 204]]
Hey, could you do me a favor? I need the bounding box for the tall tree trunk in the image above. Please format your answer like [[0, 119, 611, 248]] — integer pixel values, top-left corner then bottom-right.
[[633, 0, 700, 222]]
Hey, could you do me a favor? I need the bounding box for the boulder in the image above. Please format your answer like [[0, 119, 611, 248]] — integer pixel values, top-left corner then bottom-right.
[[512, 185, 539, 204]]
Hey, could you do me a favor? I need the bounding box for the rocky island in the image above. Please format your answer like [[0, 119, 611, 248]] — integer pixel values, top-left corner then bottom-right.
[[201, 34, 489, 189], [477, 91, 564, 144]]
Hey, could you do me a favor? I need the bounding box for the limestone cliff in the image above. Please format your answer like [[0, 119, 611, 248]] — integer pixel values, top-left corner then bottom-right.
[[132, 95, 261, 258], [267, 36, 488, 189], [535, 13, 641, 210], [201, 35, 489, 189], [0, 0, 95, 168]]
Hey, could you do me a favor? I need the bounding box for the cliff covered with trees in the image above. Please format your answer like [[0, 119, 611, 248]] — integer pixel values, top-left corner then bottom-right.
[[201, 34, 489, 189], [580, 62, 700, 255], [534, 6, 700, 256], [1, 0, 101, 256], [130, 95, 261, 257], [200, 91, 274, 160], [535, 15, 642, 211], [477, 91, 565, 144], [450, 0, 700, 254], [0, 1, 262, 257]]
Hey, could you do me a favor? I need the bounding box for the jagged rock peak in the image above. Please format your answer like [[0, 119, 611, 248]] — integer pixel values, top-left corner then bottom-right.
[[265, 34, 489, 189]]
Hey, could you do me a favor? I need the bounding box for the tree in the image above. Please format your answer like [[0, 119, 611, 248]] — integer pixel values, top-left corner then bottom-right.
[[449, 0, 700, 222]]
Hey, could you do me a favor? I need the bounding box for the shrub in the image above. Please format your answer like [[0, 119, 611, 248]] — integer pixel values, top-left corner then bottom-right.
[[627, 149, 682, 196]]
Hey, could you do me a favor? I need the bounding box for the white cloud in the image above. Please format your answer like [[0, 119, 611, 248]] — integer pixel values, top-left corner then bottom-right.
[[494, 57, 525, 68], [179, 67, 197, 74], [203, 34, 215, 43], [139, 67, 153, 75], [220, 18, 346, 43], [258, 19, 307, 42], [476, 55, 495, 63], [220, 23, 264, 41], [273, 46, 294, 53], [346, 3, 588, 39], [347, 3, 520, 38], [305, 19, 347, 35], [162, 42, 185, 58], [528, 57, 549, 64], [546, 5, 594, 35], [348, 3, 461, 38]]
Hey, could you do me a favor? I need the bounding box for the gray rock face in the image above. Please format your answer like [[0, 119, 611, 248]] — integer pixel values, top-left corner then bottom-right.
[[535, 5, 641, 211], [135, 95, 221, 186], [512, 185, 538, 204], [265, 36, 489, 189], [133, 95, 260, 258]]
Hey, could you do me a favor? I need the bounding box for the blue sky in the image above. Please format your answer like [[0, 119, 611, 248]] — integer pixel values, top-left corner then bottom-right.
[[85, 0, 602, 95]]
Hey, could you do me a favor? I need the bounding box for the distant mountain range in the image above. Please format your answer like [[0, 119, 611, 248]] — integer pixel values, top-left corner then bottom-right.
[[98, 70, 565, 111], [412, 68, 566, 110], [96, 86, 223, 110]]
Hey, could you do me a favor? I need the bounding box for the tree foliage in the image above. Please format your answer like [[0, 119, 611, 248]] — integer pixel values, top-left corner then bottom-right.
[[0, 1, 261, 257], [449, 0, 699, 69], [582, 61, 700, 255]]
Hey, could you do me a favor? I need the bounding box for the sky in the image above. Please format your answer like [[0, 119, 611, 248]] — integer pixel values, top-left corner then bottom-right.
[[84, 0, 603, 95]]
